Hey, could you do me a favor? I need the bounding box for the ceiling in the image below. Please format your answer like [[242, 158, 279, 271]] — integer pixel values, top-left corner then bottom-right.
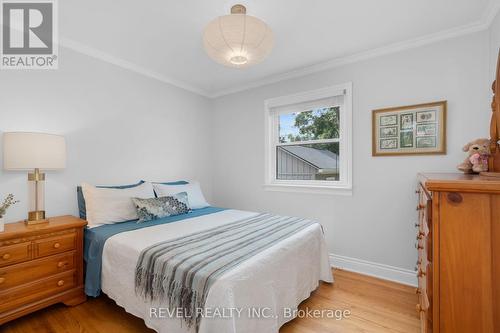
[[60, 0, 497, 97]]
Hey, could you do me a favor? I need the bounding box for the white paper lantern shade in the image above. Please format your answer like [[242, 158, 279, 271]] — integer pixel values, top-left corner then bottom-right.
[[203, 5, 274, 68]]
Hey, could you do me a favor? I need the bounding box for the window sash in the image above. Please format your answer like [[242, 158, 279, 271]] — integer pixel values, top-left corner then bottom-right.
[[276, 138, 340, 146], [277, 105, 341, 143], [264, 83, 352, 192], [271, 106, 343, 183]]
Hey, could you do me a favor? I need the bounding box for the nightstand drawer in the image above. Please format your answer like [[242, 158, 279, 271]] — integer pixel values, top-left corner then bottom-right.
[[0, 242, 31, 267], [0, 251, 75, 291], [0, 270, 76, 313], [0, 216, 87, 325], [35, 233, 75, 257]]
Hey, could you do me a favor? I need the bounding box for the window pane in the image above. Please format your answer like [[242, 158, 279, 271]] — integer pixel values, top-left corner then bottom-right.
[[276, 143, 340, 181], [279, 107, 340, 143]]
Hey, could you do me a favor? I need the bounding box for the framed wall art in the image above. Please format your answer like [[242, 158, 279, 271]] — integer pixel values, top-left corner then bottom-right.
[[372, 101, 446, 156]]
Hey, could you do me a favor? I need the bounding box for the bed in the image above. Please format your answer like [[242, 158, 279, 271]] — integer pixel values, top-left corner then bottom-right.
[[84, 207, 333, 333]]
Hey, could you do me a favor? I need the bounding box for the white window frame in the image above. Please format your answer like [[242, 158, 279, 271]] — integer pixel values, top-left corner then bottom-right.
[[264, 83, 353, 195]]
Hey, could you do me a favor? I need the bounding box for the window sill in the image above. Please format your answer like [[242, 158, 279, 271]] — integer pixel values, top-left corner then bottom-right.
[[263, 183, 352, 196]]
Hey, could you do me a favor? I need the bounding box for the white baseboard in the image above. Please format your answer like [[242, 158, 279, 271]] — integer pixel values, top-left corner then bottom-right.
[[329, 254, 417, 286]]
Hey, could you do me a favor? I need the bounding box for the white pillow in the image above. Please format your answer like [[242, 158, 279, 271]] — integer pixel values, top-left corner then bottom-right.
[[153, 181, 209, 209], [81, 181, 155, 226]]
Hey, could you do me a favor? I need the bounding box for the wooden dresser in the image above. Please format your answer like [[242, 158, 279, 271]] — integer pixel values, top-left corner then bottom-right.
[[416, 173, 500, 333], [0, 216, 87, 324]]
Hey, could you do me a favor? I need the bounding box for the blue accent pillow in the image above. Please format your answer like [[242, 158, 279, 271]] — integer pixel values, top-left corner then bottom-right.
[[154, 180, 189, 185], [76, 181, 145, 220]]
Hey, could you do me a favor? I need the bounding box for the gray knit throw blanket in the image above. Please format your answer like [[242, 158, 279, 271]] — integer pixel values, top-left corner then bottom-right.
[[135, 213, 318, 330]]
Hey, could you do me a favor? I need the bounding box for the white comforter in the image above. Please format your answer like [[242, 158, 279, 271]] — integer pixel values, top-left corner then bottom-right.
[[101, 209, 333, 333]]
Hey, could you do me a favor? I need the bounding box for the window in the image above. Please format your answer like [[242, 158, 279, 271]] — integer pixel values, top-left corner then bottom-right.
[[264, 83, 352, 194]]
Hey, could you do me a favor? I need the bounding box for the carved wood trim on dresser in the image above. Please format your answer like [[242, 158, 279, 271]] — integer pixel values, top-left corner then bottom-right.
[[0, 215, 87, 325], [416, 173, 500, 333]]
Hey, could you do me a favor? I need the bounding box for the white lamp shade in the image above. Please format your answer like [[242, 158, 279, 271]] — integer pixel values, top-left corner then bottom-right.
[[203, 12, 274, 68], [3, 132, 66, 170]]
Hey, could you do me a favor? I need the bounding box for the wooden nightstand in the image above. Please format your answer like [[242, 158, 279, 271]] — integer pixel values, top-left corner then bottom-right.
[[0, 215, 87, 324]]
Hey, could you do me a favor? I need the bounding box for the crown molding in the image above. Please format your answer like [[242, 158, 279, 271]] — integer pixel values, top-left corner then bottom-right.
[[60, 37, 211, 98], [59, 1, 500, 100], [209, 13, 497, 98]]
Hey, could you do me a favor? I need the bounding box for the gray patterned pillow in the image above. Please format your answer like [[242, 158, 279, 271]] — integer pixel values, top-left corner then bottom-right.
[[132, 192, 191, 223]]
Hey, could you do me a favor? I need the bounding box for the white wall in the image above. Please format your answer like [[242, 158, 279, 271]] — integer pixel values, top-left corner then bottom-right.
[[0, 47, 213, 223], [211, 31, 491, 274], [0, 20, 495, 281]]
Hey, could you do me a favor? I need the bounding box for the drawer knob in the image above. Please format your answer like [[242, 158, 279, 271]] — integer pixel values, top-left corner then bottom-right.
[[57, 280, 65, 287], [53, 242, 61, 249], [0, 277, 5, 284], [2, 253, 10, 260], [57, 261, 67, 268], [418, 269, 426, 277], [447, 192, 463, 204]]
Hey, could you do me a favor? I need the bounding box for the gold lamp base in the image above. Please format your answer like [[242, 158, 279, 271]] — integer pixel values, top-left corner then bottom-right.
[[25, 168, 49, 225], [26, 210, 48, 225]]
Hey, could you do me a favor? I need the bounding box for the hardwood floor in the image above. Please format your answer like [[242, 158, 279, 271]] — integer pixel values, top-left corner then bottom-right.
[[1, 269, 419, 333]]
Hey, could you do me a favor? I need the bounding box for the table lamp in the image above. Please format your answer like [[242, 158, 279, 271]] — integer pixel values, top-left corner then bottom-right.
[[3, 132, 66, 224]]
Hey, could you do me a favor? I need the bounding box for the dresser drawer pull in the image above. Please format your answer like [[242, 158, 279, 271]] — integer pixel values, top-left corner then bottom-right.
[[0, 277, 5, 284], [57, 261, 68, 268], [417, 269, 426, 277], [2, 253, 11, 260], [447, 192, 463, 204], [57, 280, 65, 287], [53, 242, 61, 249]]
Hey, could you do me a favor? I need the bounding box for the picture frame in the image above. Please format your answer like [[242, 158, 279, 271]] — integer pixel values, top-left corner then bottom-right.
[[372, 101, 446, 156]]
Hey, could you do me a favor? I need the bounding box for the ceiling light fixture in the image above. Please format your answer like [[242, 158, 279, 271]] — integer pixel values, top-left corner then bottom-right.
[[203, 4, 274, 68]]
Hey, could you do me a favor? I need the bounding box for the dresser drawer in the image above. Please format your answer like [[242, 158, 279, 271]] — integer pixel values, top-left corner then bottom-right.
[[0, 242, 31, 267], [35, 233, 75, 258], [0, 216, 87, 325], [0, 251, 75, 291], [0, 270, 76, 313]]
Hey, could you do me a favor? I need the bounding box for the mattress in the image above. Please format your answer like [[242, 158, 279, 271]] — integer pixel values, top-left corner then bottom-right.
[[100, 209, 333, 333]]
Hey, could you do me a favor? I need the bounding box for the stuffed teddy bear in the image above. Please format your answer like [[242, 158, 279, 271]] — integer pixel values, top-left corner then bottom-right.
[[457, 138, 490, 173]]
